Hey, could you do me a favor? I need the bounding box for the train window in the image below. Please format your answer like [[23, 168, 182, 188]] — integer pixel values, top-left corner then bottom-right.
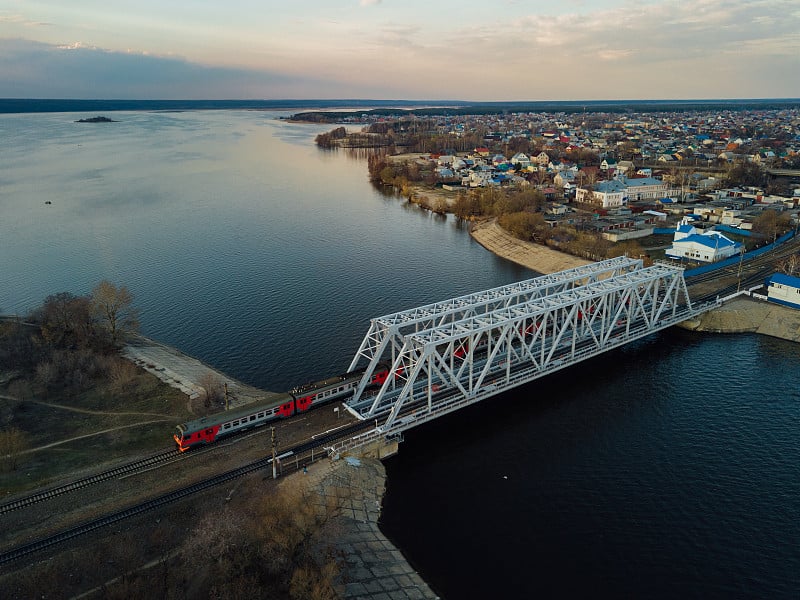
[[250, 415, 256, 422], [223, 424, 230, 429], [206, 429, 213, 435], [257, 412, 265, 418], [232, 420, 239, 426]]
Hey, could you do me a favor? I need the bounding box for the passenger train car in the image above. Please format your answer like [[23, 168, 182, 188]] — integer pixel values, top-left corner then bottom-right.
[[173, 363, 391, 451]]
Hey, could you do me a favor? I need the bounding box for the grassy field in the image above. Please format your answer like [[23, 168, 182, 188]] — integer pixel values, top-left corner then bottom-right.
[[1, 368, 190, 495]]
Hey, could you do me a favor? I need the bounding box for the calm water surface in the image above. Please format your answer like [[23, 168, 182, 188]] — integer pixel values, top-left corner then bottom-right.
[[0, 110, 527, 388], [1, 111, 798, 598]]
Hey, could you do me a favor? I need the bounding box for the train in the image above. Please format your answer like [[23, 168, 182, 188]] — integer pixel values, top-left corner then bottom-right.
[[173, 363, 391, 452]]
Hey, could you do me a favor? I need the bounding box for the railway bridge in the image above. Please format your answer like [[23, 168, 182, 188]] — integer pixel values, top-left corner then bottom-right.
[[330, 257, 715, 454]]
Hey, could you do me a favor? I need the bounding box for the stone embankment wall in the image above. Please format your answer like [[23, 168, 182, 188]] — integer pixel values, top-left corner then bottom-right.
[[680, 297, 800, 342], [306, 457, 439, 599]]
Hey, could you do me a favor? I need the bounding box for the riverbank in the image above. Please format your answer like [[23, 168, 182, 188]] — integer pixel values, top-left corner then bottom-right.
[[470, 218, 592, 274], [680, 296, 800, 342], [123, 333, 282, 408], [121, 334, 438, 597], [306, 457, 439, 599], [466, 221, 800, 343]]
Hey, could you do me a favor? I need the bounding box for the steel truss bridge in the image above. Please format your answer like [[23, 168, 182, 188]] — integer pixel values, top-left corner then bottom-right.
[[332, 257, 712, 454]]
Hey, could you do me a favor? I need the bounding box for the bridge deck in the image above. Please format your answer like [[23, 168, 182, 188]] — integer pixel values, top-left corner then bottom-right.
[[331, 259, 714, 456]]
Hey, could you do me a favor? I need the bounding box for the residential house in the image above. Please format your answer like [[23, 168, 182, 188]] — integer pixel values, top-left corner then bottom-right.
[[534, 151, 550, 166], [554, 171, 575, 188], [617, 160, 635, 176], [510, 152, 531, 169], [600, 158, 617, 171]]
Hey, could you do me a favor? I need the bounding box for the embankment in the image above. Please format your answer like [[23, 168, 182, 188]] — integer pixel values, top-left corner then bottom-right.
[[470, 218, 591, 274], [680, 296, 800, 342], [306, 457, 439, 599]]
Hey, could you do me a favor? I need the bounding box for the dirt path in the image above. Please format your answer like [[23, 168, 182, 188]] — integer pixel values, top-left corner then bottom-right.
[[17, 420, 173, 455], [0, 393, 175, 455], [0, 395, 175, 419]]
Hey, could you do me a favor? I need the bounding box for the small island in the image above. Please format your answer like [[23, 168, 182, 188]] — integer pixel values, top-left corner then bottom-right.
[[75, 115, 117, 123]]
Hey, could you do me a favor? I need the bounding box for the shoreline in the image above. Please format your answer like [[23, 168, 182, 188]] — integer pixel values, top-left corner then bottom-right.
[[466, 221, 800, 344], [305, 457, 439, 599], [123, 333, 283, 408], [469, 217, 592, 274], [680, 295, 800, 341]]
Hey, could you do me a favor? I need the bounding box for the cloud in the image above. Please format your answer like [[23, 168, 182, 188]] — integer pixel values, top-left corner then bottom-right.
[[1, 0, 798, 101], [0, 13, 50, 27], [346, 0, 799, 98], [0, 38, 334, 99]]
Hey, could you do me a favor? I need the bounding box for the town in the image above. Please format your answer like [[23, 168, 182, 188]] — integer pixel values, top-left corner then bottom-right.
[[311, 106, 800, 267]]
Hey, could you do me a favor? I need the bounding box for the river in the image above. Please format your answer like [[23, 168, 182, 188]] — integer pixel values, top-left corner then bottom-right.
[[1, 109, 798, 598]]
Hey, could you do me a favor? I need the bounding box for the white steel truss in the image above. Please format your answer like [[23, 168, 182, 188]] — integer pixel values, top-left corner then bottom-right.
[[342, 263, 708, 442], [347, 256, 642, 402]]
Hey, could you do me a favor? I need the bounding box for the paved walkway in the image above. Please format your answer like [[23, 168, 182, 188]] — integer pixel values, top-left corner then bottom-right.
[[305, 458, 440, 600], [122, 334, 282, 408]]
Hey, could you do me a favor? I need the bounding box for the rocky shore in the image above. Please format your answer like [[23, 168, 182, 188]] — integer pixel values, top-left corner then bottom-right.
[[123, 333, 282, 407]]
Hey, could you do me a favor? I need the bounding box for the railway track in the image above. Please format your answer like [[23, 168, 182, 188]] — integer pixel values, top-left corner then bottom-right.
[[685, 233, 800, 302], [0, 415, 313, 515], [0, 420, 370, 566], [0, 449, 181, 515]]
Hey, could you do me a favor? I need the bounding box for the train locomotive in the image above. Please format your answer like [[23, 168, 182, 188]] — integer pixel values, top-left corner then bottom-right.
[[173, 363, 390, 451]]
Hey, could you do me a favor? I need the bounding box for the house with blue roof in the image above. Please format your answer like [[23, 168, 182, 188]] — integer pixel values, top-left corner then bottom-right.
[[665, 229, 742, 262], [765, 273, 800, 309]]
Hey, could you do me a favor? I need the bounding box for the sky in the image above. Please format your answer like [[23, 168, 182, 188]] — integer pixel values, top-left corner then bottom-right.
[[1, 0, 799, 101]]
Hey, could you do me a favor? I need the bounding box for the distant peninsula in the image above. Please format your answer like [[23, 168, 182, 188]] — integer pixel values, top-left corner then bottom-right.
[[75, 115, 117, 123]]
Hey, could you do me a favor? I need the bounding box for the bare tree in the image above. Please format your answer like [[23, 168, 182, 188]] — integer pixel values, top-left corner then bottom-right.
[[753, 210, 791, 244], [199, 372, 225, 409], [91, 281, 140, 347], [777, 253, 800, 277], [36, 291, 94, 349]]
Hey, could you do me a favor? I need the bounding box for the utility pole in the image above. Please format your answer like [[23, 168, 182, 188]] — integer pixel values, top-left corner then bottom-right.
[[271, 426, 277, 480], [737, 245, 745, 292], [224, 382, 229, 411]]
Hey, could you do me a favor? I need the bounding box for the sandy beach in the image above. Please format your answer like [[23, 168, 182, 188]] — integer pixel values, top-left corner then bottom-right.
[[470, 218, 592, 274]]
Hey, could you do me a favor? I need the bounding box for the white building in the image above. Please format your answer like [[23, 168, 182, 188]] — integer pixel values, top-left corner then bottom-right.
[[576, 179, 627, 208], [665, 230, 741, 262], [510, 153, 531, 169], [766, 273, 800, 309], [623, 176, 671, 201]]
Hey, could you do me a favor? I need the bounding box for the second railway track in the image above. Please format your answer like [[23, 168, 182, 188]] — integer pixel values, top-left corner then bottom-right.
[[0, 420, 370, 567]]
